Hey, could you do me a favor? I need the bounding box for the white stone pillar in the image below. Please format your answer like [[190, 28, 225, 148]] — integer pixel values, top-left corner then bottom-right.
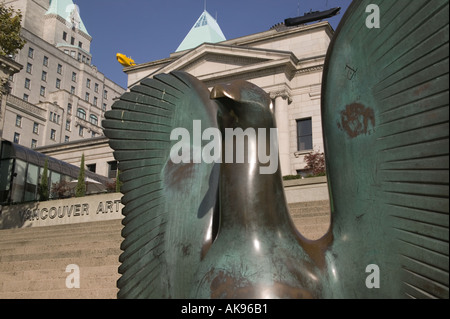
[[271, 92, 292, 177]]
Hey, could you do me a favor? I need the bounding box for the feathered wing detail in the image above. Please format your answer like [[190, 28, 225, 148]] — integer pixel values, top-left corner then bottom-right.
[[321, 0, 449, 298], [103, 71, 219, 298]]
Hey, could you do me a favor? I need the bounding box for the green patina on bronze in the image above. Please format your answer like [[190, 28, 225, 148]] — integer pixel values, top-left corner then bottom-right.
[[103, 0, 449, 299]]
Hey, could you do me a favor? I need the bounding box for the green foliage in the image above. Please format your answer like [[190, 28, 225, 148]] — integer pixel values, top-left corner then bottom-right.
[[283, 175, 303, 181], [115, 169, 122, 193], [39, 158, 49, 201], [75, 154, 86, 197], [0, 3, 26, 56]]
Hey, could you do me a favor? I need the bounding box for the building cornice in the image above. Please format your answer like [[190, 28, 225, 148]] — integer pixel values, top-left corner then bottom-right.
[[0, 55, 23, 75], [221, 21, 333, 47], [6, 94, 47, 121]]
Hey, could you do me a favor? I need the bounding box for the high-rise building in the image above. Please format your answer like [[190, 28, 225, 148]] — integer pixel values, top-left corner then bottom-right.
[[1, 0, 125, 148]]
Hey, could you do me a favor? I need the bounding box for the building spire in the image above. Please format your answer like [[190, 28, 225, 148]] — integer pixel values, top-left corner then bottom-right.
[[175, 10, 226, 52]]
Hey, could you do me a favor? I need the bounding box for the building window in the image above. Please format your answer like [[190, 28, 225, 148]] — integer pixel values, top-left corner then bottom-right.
[[77, 108, 86, 120], [66, 120, 71, 131], [94, 83, 99, 93], [71, 37, 75, 45], [26, 63, 32, 74], [41, 71, 47, 82], [33, 122, 39, 134], [78, 126, 84, 136], [31, 139, 37, 149], [93, 96, 98, 106], [85, 92, 90, 102], [23, 94, 29, 101], [56, 78, 61, 89], [296, 118, 313, 152], [67, 103, 72, 114], [15, 115, 22, 127], [72, 72, 77, 82], [14, 132, 20, 143], [57, 64, 63, 74], [63, 31, 67, 41], [65, 136, 70, 142], [70, 51, 76, 58], [49, 112, 60, 124], [103, 90, 108, 99], [108, 161, 118, 179], [102, 103, 107, 111], [70, 86, 75, 94], [28, 47, 34, 59], [24, 78, 30, 89], [86, 163, 96, 173], [40, 86, 46, 97], [43, 56, 48, 67], [91, 131, 96, 138], [86, 78, 91, 88], [89, 114, 98, 126], [78, 41, 83, 48], [50, 129, 56, 140]]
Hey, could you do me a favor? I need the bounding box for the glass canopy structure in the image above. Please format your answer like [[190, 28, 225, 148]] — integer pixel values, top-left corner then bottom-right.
[[0, 139, 112, 205]]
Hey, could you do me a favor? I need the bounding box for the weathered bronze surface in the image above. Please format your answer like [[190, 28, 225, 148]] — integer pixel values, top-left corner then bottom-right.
[[103, 0, 448, 299]]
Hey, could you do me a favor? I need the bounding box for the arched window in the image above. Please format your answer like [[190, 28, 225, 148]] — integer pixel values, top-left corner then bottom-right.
[[89, 114, 98, 126], [76, 108, 86, 120]]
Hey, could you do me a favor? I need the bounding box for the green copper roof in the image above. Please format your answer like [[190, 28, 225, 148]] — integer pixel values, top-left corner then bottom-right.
[[176, 10, 226, 52], [46, 0, 90, 36]]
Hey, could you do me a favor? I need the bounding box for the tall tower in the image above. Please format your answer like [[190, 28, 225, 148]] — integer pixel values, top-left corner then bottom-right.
[[43, 0, 92, 57], [2, 0, 125, 149]]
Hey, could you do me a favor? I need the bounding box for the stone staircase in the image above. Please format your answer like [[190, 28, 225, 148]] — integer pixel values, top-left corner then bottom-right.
[[0, 200, 330, 298], [288, 200, 331, 240], [0, 219, 123, 299]]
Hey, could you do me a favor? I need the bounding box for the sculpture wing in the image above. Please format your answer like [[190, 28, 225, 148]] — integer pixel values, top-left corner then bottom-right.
[[321, 0, 449, 298], [103, 71, 219, 298]]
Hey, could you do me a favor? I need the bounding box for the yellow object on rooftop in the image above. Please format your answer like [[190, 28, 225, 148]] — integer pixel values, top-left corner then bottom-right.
[[116, 53, 136, 67]]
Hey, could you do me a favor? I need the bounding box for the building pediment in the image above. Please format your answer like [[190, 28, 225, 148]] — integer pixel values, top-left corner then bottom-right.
[[154, 43, 298, 81]]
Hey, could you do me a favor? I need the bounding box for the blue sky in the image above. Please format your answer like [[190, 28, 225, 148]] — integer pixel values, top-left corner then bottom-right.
[[74, 0, 353, 89]]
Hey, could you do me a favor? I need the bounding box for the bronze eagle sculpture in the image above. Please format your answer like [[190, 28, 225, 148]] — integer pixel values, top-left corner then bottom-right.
[[102, 0, 449, 299]]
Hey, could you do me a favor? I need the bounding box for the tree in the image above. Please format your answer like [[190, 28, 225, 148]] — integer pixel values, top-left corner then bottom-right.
[[51, 180, 70, 199], [0, 3, 26, 56], [115, 169, 122, 193], [75, 154, 86, 197], [39, 158, 49, 201], [304, 151, 326, 177]]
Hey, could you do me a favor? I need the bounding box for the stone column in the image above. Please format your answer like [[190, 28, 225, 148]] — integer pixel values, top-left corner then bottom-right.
[[271, 91, 292, 177], [0, 56, 22, 138]]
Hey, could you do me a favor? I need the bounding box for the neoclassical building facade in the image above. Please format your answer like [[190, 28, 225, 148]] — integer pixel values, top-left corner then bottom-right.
[[122, 18, 333, 176]]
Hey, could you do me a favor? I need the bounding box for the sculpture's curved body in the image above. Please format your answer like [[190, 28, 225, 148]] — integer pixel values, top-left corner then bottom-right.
[[103, 0, 448, 299]]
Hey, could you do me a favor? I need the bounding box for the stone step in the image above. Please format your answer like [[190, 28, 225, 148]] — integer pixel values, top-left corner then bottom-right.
[[288, 200, 330, 209], [0, 246, 121, 263], [0, 225, 122, 247], [0, 237, 123, 256], [295, 223, 330, 240], [0, 272, 118, 293], [0, 220, 123, 241], [0, 287, 118, 299], [0, 264, 119, 282], [288, 201, 331, 219], [0, 254, 120, 272]]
